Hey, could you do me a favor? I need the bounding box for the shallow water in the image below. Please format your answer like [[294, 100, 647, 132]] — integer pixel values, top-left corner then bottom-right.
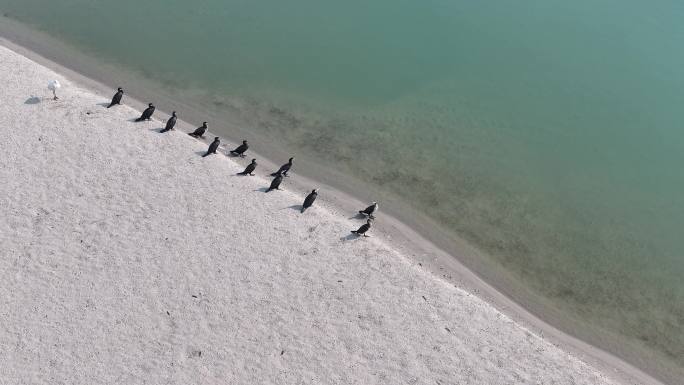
[[1, 0, 683, 378]]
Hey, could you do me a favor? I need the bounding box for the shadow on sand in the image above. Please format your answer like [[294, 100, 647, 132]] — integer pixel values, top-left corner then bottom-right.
[[340, 233, 360, 242], [24, 96, 40, 105]]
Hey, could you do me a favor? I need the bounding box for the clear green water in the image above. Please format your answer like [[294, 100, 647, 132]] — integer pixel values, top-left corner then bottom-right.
[[2, 0, 683, 377]]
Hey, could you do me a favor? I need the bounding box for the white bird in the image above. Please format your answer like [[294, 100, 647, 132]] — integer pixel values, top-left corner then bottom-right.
[[47, 80, 61, 100]]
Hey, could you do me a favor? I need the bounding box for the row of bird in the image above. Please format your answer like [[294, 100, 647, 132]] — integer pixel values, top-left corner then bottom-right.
[[107, 87, 377, 236]]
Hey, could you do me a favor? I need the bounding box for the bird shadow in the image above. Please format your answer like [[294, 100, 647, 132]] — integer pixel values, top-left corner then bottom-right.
[[340, 233, 360, 242], [254, 187, 269, 193], [24, 96, 41, 105], [195, 151, 208, 157], [283, 205, 303, 211], [349, 213, 367, 220], [96, 102, 111, 108], [127, 118, 144, 123], [150, 127, 167, 133]]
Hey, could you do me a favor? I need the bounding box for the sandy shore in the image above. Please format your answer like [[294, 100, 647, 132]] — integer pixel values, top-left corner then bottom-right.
[[0, 42, 660, 384]]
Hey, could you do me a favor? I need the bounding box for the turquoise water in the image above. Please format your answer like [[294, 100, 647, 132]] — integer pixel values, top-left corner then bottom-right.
[[2, 0, 683, 378]]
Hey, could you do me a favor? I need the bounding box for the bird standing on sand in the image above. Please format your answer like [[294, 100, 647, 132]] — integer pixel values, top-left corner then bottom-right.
[[301, 189, 318, 213], [107, 87, 124, 108], [189, 122, 208, 138], [359, 202, 378, 219], [230, 140, 249, 157], [266, 172, 283, 192], [47, 80, 61, 100], [203, 137, 220, 157], [136, 103, 155, 121], [271, 157, 294, 177], [160, 111, 177, 133], [238, 159, 257, 176], [351, 219, 373, 237]]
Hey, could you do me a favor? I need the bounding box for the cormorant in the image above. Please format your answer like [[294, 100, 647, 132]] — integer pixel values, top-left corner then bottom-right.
[[160, 111, 177, 133], [230, 140, 249, 157], [188, 122, 208, 138], [301, 189, 318, 213], [266, 172, 283, 192], [107, 87, 123, 108], [202, 137, 220, 157], [135, 103, 155, 122], [351, 219, 373, 237], [359, 202, 378, 219], [271, 157, 294, 177], [238, 159, 257, 176]]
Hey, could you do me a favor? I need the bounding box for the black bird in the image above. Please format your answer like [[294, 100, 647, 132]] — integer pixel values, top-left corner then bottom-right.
[[237, 159, 257, 176], [266, 172, 283, 192], [351, 219, 373, 237], [107, 87, 123, 108], [160, 111, 177, 133], [189, 122, 208, 138], [271, 157, 294, 177], [203, 137, 220, 157], [135, 103, 155, 121], [230, 140, 249, 157], [359, 202, 378, 219], [301, 189, 318, 213]]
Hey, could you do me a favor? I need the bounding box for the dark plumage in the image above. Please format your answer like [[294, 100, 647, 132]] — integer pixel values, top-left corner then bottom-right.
[[271, 157, 294, 177], [202, 137, 220, 157], [238, 159, 257, 176], [135, 103, 155, 122], [160, 111, 177, 133], [266, 172, 283, 192], [359, 202, 378, 218], [301, 189, 318, 213], [230, 140, 249, 157], [188, 122, 208, 138], [351, 219, 373, 237], [107, 87, 123, 108]]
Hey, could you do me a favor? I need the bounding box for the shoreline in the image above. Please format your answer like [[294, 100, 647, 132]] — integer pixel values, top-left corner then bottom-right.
[[0, 20, 667, 384]]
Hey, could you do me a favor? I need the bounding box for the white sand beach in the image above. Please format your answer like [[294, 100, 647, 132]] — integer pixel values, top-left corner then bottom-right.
[[0, 43, 647, 384]]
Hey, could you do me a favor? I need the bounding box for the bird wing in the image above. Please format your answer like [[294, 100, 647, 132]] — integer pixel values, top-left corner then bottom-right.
[[304, 195, 314, 207]]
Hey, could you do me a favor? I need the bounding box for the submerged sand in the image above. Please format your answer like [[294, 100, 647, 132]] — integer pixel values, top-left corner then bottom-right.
[[0, 43, 638, 384]]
